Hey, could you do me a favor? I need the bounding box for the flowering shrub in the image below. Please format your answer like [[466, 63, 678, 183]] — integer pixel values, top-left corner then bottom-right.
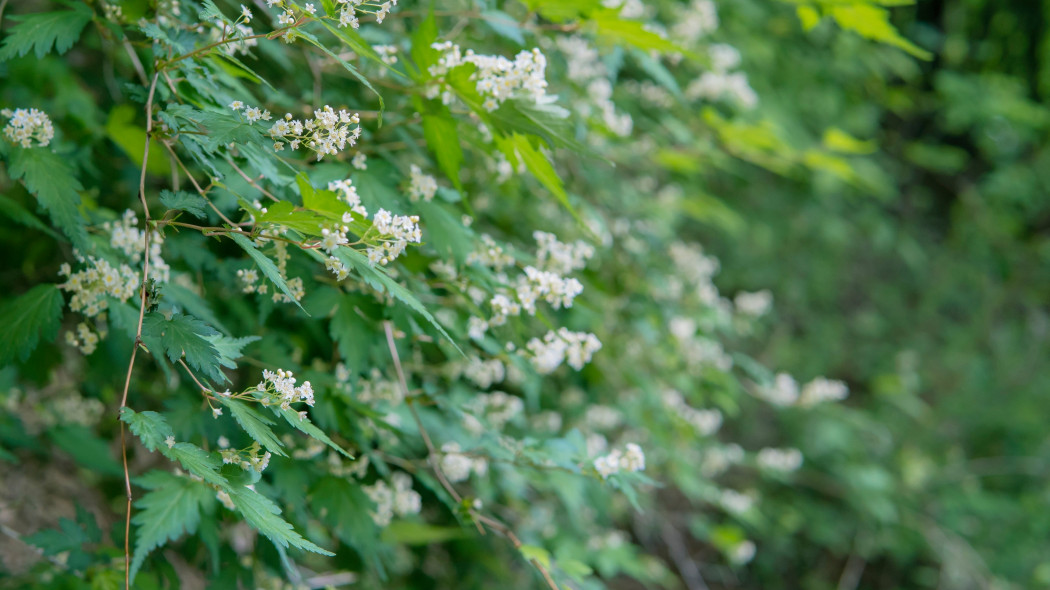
[[0, 0, 931, 588]]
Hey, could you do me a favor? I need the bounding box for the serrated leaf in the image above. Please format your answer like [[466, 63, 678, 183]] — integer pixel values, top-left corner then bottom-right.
[[258, 200, 327, 236], [160, 189, 208, 218], [129, 472, 213, 582], [120, 408, 173, 452], [0, 284, 64, 364], [229, 232, 308, 313], [221, 398, 287, 457], [227, 485, 334, 556], [309, 477, 384, 571], [0, 4, 93, 62], [409, 9, 439, 79], [6, 147, 88, 249], [24, 517, 91, 556], [271, 405, 352, 459], [489, 99, 590, 153], [141, 312, 225, 383], [204, 334, 260, 369], [166, 443, 228, 487], [297, 30, 384, 116]]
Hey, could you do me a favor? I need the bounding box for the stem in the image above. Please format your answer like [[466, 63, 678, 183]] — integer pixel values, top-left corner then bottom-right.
[[120, 70, 160, 590]]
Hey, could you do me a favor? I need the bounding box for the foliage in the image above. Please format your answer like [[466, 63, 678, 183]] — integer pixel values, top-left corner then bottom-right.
[[1, 0, 1039, 589]]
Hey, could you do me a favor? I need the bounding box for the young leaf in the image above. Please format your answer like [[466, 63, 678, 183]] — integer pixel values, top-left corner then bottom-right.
[[227, 485, 334, 556], [0, 284, 64, 364], [166, 443, 228, 487], [221, 398, 288, 457], [6, 147, 88, 249], [0, 3, 93, 62], [228, 232, 308, 313], [130, 472, 213, 582]]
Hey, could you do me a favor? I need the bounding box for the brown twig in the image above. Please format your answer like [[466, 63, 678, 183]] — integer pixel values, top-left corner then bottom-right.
[[120, 70, 161, 590], [382, 322, 559, 590]]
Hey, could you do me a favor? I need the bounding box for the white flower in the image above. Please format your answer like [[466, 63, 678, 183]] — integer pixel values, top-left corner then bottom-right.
[[756, 447, 803, 472], [799, 377, 849, 406], [240, 5, 252, 21], [2, 107, 55, 148], [408, 164, 438, 202]]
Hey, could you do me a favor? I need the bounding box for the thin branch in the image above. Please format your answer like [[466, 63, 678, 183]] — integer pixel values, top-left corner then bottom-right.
[[119, 70, 160, 590]]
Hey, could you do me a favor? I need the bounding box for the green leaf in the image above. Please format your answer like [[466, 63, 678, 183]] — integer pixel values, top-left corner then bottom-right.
[[422, 107, 463, 190], [204, 334, 259, 369], [0, 4, 93, 61], [166, 442, 228, 487], [519, 544, 552, 570], [335, 248, 463, 355], [24, 517, 91, 556], [227, 485, 334, 556], [141, 312, 225, 384], [521, 0, 600, 23], [130, 472, 213, 582], [409, 9, 440, 79], [6, 147, 88, 249], [0, 284, 64, 364], [380, 521, 468, 545], [228, 232, 308, 313], [591, 10, 689, 55], [122, 410, 229, 487], [271, 405, 352, 459], [0, 194, 60, 238], [497, 133, 584, 226], [221, 398, 287, 457], [49, 425, 124, 477], [258, 200, 327, 236], [120, 408, 174, 452], [160, 189, 208, 218], [489, 100, 590, 152], [105, 104, 170, 175], [297, 30, 384, 116], [829, 4, 933, 60]]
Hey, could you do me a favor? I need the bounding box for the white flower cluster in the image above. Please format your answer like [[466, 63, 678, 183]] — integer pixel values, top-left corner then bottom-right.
[[457, 356, 506, 389], [686, 43, 757, 109], [533, 231, 595, 275], [250, 104, 361, 160], [363, 472, 421, 527], [65, 323, 101, 355], [602, 0, 645, 18], [106, 210, 171, 281], [734, 289, 773, 317], [1, 108, 54, 148], [756, 447, 803, 472], [407, 164, 438, 202], [594, 443, 646, 479], [701, 443, 744, 477], [526, 328, 602, 374], [515, 266, 584, 313], [219, 442, 273, 473], [720, 489, 755, 514], [428, 42, 549, 111], [757, 373, 849, 407], [58, 256, 138, 318], [208, 19, 257, 55], [254, 368, 315, 411], [332, 0, 398, 29], [799, 377, 849, 406], [366, 208, 422, 265], [662, 390, 723, 435], [466, 234, 515, 271], [374, 44, 398, 65], [672, 0, 718, 41], [552, 37, 633, 137], [440, 442, 488, 482], [463, 391, 523, 431], [328, 178, 369, 219]]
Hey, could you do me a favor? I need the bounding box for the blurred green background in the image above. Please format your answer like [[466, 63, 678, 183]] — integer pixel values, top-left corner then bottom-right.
[[693, 0, 1050, 587]]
